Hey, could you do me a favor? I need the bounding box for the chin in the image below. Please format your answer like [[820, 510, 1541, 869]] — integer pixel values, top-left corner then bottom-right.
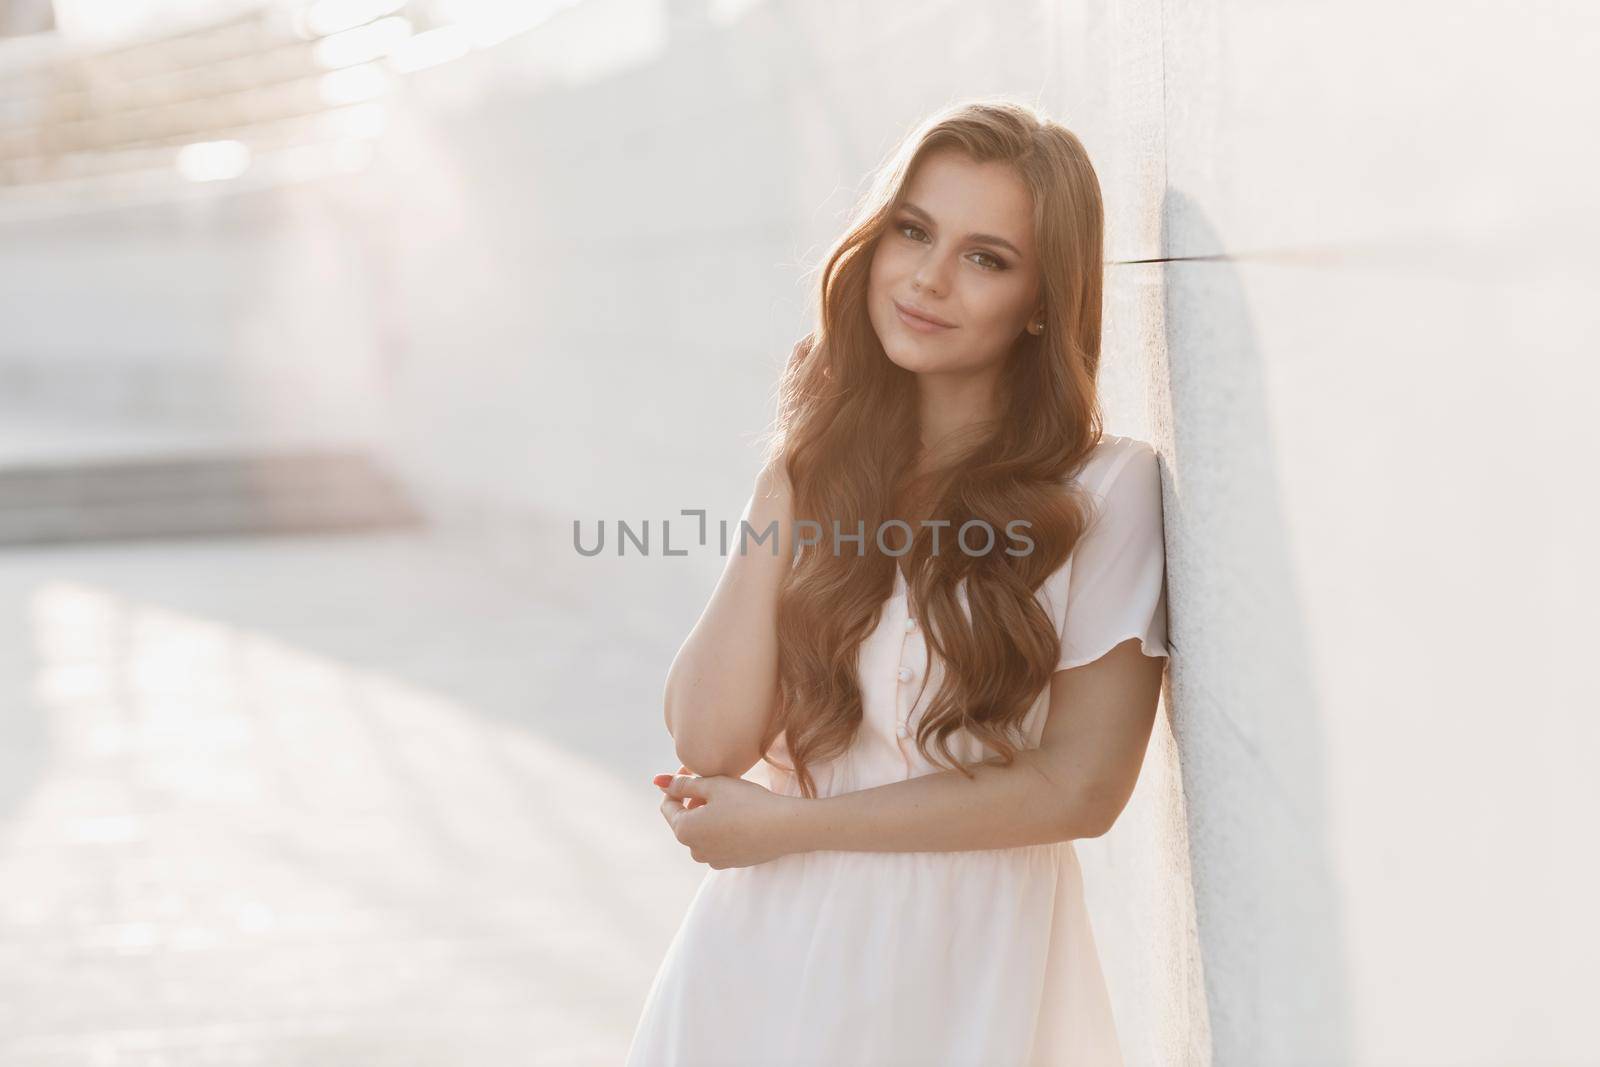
[[881, 339, 942, 374]]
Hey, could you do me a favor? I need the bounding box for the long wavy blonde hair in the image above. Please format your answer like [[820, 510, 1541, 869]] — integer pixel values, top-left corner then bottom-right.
[[758, 99, 1108, 799]]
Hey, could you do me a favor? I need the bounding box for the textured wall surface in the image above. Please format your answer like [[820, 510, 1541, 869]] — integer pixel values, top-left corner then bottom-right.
[[2, 1, 1596, 1062]]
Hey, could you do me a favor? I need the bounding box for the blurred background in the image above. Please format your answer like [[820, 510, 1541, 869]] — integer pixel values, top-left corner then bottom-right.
[[0, 0, 1596, 1064]]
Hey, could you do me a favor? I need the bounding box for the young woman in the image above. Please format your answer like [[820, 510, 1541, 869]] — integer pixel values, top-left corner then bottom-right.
[[627, 100, 1170, 1066]]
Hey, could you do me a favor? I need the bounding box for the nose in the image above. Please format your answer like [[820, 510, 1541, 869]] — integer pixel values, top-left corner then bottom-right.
[[911, 248, 952, 297]]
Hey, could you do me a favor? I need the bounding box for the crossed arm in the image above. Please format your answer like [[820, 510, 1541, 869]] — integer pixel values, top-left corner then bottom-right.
[[659, 635, 1166, 866]]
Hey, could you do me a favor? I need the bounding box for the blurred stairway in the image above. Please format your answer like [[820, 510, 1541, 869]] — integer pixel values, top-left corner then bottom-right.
[[0, 448, 425, 546]]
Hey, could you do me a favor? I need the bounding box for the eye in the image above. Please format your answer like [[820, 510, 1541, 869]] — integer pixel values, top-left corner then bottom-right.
[[893, 219, 1007, 271]]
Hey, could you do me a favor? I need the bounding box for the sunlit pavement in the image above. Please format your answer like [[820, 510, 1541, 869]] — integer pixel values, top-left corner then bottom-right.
[[0, 529, 702, 1065]]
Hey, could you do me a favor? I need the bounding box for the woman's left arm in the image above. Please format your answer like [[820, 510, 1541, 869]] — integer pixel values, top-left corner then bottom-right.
[[658, 635, 1165, 866], [791, 635, 1165, 852]]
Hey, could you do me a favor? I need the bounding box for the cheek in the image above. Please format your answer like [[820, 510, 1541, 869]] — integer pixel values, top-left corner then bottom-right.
[[865, 253, 894, 337], [866, 249, 890, 298], [971, 284, 1034, 333], [869, 240, 915, 292]]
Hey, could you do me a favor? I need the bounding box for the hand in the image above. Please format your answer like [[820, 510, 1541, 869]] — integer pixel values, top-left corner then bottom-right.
[[654, 768, 801, 869], [654, 765, 707, 808]]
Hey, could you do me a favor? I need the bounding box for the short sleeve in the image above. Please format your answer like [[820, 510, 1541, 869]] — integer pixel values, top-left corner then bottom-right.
[[1054, 439, 1171, 672]]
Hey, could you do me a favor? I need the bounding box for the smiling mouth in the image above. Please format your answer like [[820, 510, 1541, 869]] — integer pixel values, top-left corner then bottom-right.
[[893, 300, 956, 332]]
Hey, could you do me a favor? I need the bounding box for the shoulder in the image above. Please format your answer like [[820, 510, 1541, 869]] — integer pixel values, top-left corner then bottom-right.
[[1036, 436, 1162, 599], [1064, 434, 1161, 503], [754, 457, 794, 500]]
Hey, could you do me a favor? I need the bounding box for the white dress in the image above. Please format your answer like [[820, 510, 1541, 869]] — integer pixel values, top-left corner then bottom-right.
[[626, 435, 1171, 1067]]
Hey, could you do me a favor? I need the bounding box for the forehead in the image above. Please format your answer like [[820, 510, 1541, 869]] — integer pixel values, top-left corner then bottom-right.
[[899, 148, 1036, 257]]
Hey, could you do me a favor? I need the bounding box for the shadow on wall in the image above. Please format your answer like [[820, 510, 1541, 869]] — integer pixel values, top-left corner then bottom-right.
[[1159, 187, 1351, 1065]]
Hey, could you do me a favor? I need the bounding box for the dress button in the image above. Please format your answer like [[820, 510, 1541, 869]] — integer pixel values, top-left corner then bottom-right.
[[896, 666, 913, 682], [896, 722, 910, 739], [904, 617, 917, 632]]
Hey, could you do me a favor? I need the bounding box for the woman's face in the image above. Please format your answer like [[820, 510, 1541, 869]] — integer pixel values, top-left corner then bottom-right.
[[867, 147, 1043, 376]]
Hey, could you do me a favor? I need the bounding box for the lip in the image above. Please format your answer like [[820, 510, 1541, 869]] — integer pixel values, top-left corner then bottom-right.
[[892, 299, 956, 332]]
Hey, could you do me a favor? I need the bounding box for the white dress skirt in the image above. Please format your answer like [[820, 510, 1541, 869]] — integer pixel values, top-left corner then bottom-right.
[[626, 435, 1172, 1067]]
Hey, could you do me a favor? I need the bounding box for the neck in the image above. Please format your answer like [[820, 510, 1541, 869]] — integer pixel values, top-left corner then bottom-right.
[[915, 365, 1002, 467]]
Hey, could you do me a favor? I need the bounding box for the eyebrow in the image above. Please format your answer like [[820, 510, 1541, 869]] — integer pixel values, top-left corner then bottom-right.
[[898, 201, 1026, 259]]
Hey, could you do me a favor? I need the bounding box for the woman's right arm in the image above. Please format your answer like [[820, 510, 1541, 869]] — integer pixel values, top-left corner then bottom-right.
[[663, 461, 794, 779]]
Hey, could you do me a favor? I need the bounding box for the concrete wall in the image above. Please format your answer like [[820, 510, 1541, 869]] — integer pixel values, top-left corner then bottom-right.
[[3, 0, 1596, 1062]]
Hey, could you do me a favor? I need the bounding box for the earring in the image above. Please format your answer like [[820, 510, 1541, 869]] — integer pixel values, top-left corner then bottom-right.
[[1028, 318, 1045, 335]]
